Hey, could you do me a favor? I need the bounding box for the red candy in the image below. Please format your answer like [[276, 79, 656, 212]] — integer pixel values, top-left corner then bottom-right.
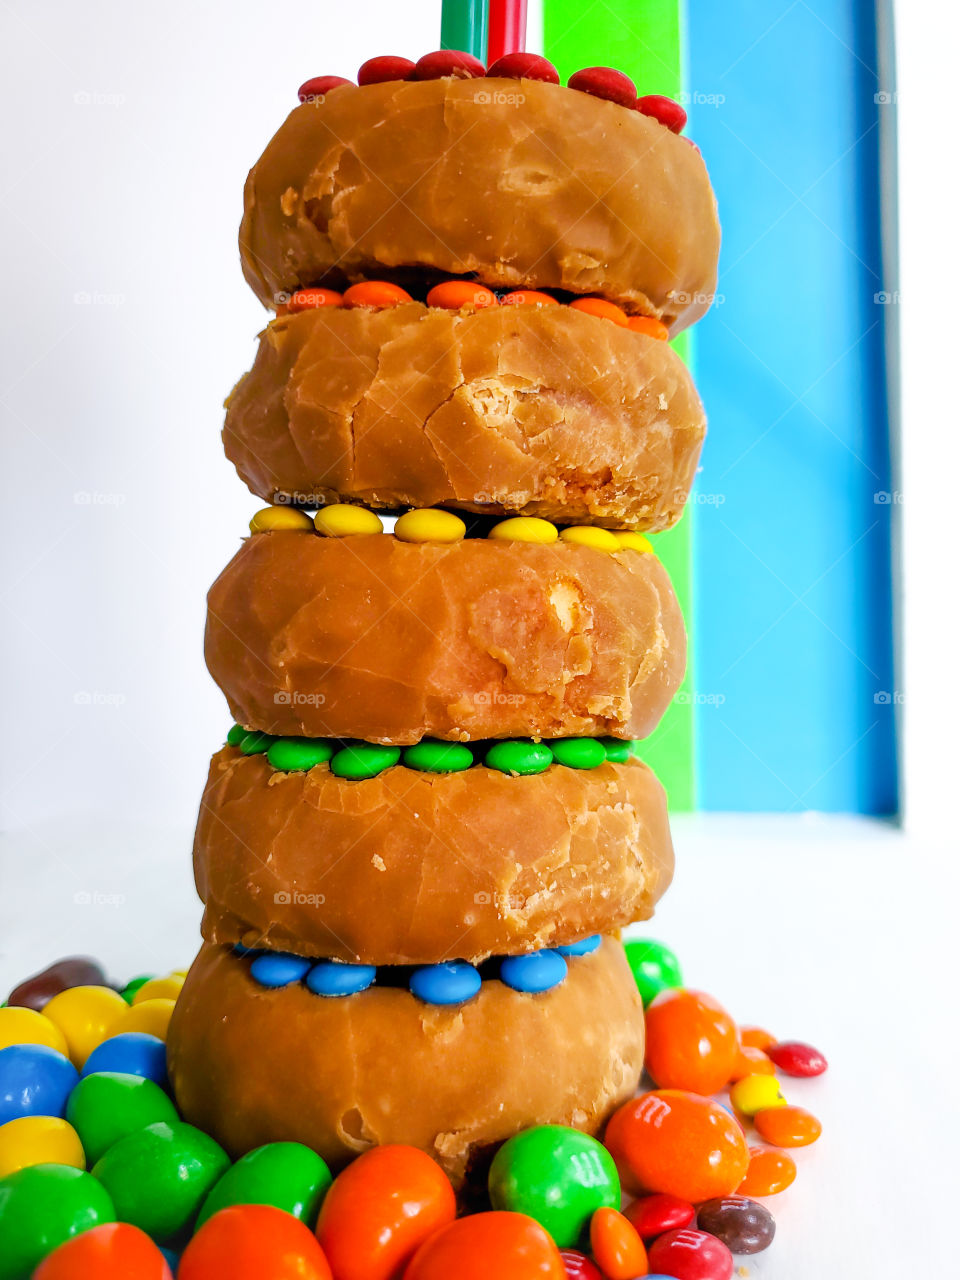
[[179, 1206, 332, 1280], [34, 1224, 172, 1280], [637, 94, 687, 133], [767, 1040, 828, 1077], [648, 1229, 733, 1280], [298, 76, 353, 103], [357, 55, 416, 85], [559, 1249, 602, 1280], [567, 67, 637, 108], [644, 989, 739, 1094], [624, 1192, 696, 1240], [487, 53, 560, 84], [414, 50, 486, 81]]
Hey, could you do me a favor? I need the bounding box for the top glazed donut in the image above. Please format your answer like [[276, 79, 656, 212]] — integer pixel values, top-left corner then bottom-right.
[[240, 78, 720, 331]]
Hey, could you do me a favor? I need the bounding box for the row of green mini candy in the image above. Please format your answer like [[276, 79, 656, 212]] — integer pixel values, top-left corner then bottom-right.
[[226, 726, 642, 779]]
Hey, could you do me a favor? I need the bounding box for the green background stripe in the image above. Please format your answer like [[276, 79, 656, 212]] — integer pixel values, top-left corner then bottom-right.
[[440, 0, 489, 61]]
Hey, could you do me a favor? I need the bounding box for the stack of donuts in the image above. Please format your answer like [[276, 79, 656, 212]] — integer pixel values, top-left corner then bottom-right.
[[167, 49, 721, 1189]]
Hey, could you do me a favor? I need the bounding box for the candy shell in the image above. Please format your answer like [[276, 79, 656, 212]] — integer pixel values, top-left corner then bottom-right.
[[626, 316, 670, 341], [568, 298, 629, 327], [0, 1007, 67, 1056], [342, 281, 413, 308], [181, 1204, 332, 1280], [425, 281, 498, 311], [404, 1211, 564, 1280], [613, 531, 654, 552], [488, 516, 558, 543], [696, 1196, 775, 1255], [647, 1228, 733, 1280], [499, 951, 567, 994], [394, 508, 467, 544], [485, 741, 554, 776], [67, 1071, 179, 1163], [330, 744, 401, 780], [754, 1104, 822, 1148], [0, 1115, 85, 1179], [81, 1034, 168, 1087], [248, 505, 314, 533], [7, 958, 107, 1013], [313, 504, 384, 537], [737, 1146, 797, 1197], [0, 1164, 116, 1280], [766, 1040, 828, 1076], [589, 1206, 647, 1279], [487, 53, 560, 84], [113, 998, 175, 1042], [555, 936, 601, 957], [196, 1141, 332, 1228], [548, 739, 606, 770], [42, 987, 129, 1068], [644, 989, 738, 1094], [402, 741, 474, 773], [637, 94, 688, 133], [623, 1192, 696, 1239], [728, 1044, 775, 1081], [500, 290, 560, 307], [32, 1222, 172, 1280], [567, 67, 637, 108], [558, 1249, 602, 1280], [739, 1026, 776, 1051], [488, 1125, 619, 1248], [286, 288, 344, 312], [249, 953, 313, 989], [413, 50, 486, 80], [298, 76, 352, 102], [728, 1073, 786, 1117], [131, 976, 183, 1005], [267, 737, 335, 771], [409, 963, 482, 1006], [305, 962, 376, 997], [239, 731, 273, 755], [0, 1044, 78, 1124], [558, 526, 622, 552], [357, 55, 416, 85]]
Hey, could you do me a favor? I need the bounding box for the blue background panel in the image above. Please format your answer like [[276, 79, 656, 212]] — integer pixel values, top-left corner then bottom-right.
[[688, 0, 897, 813]]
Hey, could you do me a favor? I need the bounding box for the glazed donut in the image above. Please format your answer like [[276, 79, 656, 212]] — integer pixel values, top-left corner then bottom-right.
[[166, 938, 644, 1185], [195, 747, 673, 965], [223, 304, 706, 530], [204, 531, 686, 742], [239, 78, 720, 329]]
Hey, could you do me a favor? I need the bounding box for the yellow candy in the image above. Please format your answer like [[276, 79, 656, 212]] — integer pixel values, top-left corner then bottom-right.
[[170, 969, 189, 978], [730, 1073, 788, 1117], [488, 517, 558, 545], [132, 975, 184, 1005], [112, 998, 176, 1041], [0, 1007, 68, 1056], [394, 509, 466, 544], [313, 504, 384, 537], [614, 531, 654, 553], [558, 526, 622, 552], [42, 986, 129, 1068], [0, 1116, 85, 1178], [248, 506, 314, 533]]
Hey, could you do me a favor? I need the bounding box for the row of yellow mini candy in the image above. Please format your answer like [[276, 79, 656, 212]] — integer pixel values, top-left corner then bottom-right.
[[248, 505, 654, 553]]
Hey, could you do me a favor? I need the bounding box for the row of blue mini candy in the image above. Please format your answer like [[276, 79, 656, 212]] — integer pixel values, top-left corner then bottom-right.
[[240, 935, 602, 1004]]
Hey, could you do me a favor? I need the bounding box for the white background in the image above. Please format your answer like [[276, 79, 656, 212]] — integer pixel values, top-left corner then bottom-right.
[[0, 1, 957, 1275]]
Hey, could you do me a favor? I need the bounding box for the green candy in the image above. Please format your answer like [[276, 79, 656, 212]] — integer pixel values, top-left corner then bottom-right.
[[624, 937, 684, 1006], [549, 738, 606, 769], [596, 736, 632, 763], [239, 731, 274, 756], [196, 1141, 332, 1230], [120, 975, 153, 1004], [484, 741, 554, 776], [402, 741, 474, 773], [488, 1125, 620, 1248], [226, 723, 246, 747], [0, 1164, 115, 1280], [329, 743, 401, 780], [93, 1120, 229, 1243], [266, 737, 334, 772], [67, 1071, 178, 1164]]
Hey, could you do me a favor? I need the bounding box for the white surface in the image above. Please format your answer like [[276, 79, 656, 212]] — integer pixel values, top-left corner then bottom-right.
[[2, 813, 956, 1274]]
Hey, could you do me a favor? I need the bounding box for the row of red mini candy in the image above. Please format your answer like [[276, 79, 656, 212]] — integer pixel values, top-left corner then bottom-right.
[[298, 51, 687, 134]]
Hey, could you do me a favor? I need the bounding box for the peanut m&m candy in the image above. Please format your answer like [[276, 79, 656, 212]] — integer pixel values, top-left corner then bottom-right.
[[0, 1007, 68, 1056], [0, 1115, 85, 1179], [0, 1044, 78, 1124], [0, 1164, 116, 1280], [66, 1071, 178, 1164], [196, 1141, 332, 1228], [644, 989, 739, 1094], [180, 1204, 332, 1280], [32, 1223, 172, 1280], [404, 1211, 565, 1280], [623, 938, 682, 1006]]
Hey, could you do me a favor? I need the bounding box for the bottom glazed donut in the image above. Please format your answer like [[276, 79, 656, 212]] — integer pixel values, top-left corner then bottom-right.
[[166, 938, 644, 1186]]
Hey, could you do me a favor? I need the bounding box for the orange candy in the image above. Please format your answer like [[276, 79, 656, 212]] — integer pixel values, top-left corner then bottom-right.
[[342, 281, 414, 308], [569, 296, 629, 326], [34, 1224, 172, 1280], [739, 1026, 777, 1051], [287, 287, 344, 312], [626, 315, 670, 340], [605, 1090, 749, 1203], [644, 989, 739, 1094], [754, 1104, 822, 1148], [426, 280, 498, 310], [737, 1146, 797, 1197], [315, 1145, 456, 1280], [500, 290, 560, 307], [589, 1207, 648, 1280], [403, 1211, 565, 1280], [179, 1205, 332, 1280], [729, 1044, 776, 1082]]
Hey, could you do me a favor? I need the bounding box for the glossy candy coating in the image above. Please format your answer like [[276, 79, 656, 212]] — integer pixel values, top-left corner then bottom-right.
[[196, 1141, 332, 1228], [113, 998, 175, 1042], [488, 1125, 619, 1248], [0, 1164, 116, 1280], [488, 516, 559, 543], [614, 531, 654, 552], [314, 504, 384, 537], [644, 989, 739, 1094], [330, 743, 401, 779], [696, 1196, 775, 1254], [409, 963, 482, 1005], [499, 951, 568, 994], [605, 1091, 749, 1203], [626, 315, 670, 341], [394, 508, 466, 543], [567, 67, 637, 108], [305, 962, 376, 997], [589, 1206, 647, 1279], [250, 953, 313, 989], [413, 50, 486, 80], [737, 1146, 797, 1197], [343, 281, 413, 308], [267, 737, 335, 771], [425, 281, 498, 310], [485, 741, 554, 775], [647, 1228, 733, 1280], [637, 94, 688, 133], [249, 506, 314, 533], [286, 287, 344, 312], [0, 1007, 67, 1056], [558, 1249, 602, 1280], [558, 526, 622, 552], [754, 1104, 822, 1147], [92, 1120, 230, 1243], [624, 1192, 696, 1239], [728, 1074, 786, 1117], [487, 53, 560, 83], [501, 290, 559, 307], [42, 986, 128, 1067], [548, 739, 606, 770], [728, 1044, 775, 1081], [568, 298, 629, 327], [739, 1026, 776, 1051], [239, 731, 273, 755], [181, 1204, 333, 1280], [358, 55, 416, 85], [766, 1040, 828, 1076], [80, 1033, 168, 1087], [7, 958, 108, 1013], [315, 1144, 456, 1280], [598, 737, 633, 763], [402, 740, 474, 772], [0, 1116, 84, 1179], [404, 1211, 565, 1280], [226, 724, 246, 746], [33, 1223, 171, 1279], [67, 1071, 178, 1164], [298, 76, 352, 102], [0, 1044, 78, 1124], [555, 935, 601, 957], [132, 976, 183, 1005]]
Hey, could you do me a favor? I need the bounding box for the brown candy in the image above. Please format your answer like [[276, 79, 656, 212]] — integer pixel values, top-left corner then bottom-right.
[[696, 1196, 776, 1255], [7, 956, 108, 1011]]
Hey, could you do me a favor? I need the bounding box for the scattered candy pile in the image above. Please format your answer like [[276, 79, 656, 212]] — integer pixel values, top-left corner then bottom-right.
[[0, 943, 825, 1279]]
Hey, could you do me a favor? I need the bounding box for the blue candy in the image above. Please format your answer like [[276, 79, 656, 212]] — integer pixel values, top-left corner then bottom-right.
[[233, 944, 259, 956], [409, 962, 482, 1005], [305, 962, 376, 997], [159, 1246, 180, 1274], [0, 1044, 79, 1124], [499, 950, 568, 994], [250, 952, 313, 989], [556, 934, 602, 957], [80, 1032, 169, 1087]]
